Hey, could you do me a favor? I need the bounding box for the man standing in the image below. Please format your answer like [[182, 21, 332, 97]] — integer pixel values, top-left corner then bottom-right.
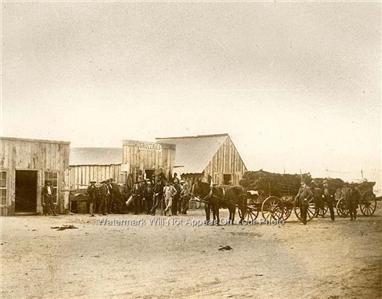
[[87, 180, 97, 217], [99, 181, 108, 215], [180, 180, 191, 214], [322, 179, 335, 221], [132, 181, 143, 215], [151, 178, 164, 215], [295, 180, 313, 225], [348, 185, 360, 221], [144, 180, 154, 214], [42, 181, 57, 216], [106, 179, 113, 214], [163, 182, 177, 216]]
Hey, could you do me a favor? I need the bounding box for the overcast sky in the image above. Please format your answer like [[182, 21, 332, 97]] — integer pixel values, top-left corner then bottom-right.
[[1, 2, 381, 192]]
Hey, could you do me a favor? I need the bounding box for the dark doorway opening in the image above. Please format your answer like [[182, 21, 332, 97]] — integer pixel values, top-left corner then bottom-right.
[[15, 170, 38, 213], [223, 174, 232, 185], [145, 169, 154, 181]]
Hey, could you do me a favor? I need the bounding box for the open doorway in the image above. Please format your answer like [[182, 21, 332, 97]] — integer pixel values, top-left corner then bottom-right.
[[223, 174, 232, 185], [15, 170, 38, 213]]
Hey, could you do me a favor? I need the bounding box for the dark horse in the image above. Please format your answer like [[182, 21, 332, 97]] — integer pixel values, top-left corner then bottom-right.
[[211, 185, 247, 224], [192, 180, 216, 223], [192, 180, 247, 224]]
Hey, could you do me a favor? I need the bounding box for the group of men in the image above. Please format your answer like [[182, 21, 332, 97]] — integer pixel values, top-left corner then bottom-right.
[[130, 173, 192, 216], [295, 179, 360, 224], [82, 173, 192, 217], [87, 178, 117, 216]]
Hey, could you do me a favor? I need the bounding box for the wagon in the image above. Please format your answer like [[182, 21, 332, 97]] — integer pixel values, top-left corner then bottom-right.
[[238, 183, 317, 224], [335, 182, 378, 217]]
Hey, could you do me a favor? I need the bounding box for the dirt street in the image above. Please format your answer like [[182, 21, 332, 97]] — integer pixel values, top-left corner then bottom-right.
[[1, 208, 381, 299]]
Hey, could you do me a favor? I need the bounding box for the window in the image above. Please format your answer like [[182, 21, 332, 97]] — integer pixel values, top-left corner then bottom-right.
[[45, 172, 58, 200], [0, 172, 7, 206]]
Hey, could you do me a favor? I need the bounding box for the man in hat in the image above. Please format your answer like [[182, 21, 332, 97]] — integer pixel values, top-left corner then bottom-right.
[[144, 180, 154, 214], [180, 180, 191, 214], [170, 173, 181, 215], [151, 178, 165, 215], [132, 181, 144, 214], [322, 179, 335, 221], [42, 181, 57, 216], [163, 181, 177, 216], [348, 185, 360, 221], [98, 180, 108, 215], [106, 178, 114, 214], [295, 180, 313, 224], [87, 180, 97, 217]]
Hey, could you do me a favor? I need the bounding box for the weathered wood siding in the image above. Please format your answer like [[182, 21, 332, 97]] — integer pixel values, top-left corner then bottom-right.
[[0, 137, 70, 216], [68, 164, 123, 189], [122, 140, 175, 182], [203, 136, 247, 185]]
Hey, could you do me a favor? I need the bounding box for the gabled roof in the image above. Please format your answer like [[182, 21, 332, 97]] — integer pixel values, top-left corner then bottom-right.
[[70, 147, 122, 166], [156, 133, 229, 174]]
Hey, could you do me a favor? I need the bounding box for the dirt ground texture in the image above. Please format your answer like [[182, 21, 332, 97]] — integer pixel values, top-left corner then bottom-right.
[[1, 208, 381, 299]]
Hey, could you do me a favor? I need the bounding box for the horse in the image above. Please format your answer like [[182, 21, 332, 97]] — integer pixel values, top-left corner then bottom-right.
[[211, 185, 247, 224], [109, 182, 130, 213], [192, 180, 217, 224], [192, 180, 247, 224]]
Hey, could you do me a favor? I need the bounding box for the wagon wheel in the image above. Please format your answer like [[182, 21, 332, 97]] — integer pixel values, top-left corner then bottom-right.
[[238, 205, 259, 223], [281, 203, 293, 221], [294, 197, 316, 222], [360, 192, 377, 216], [316, 204, 328, 217], [261, 196, 283, 221], [336, 198, 349, 217]]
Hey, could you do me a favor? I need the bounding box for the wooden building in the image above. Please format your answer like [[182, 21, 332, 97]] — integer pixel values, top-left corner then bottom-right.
[[122, 140, 176, 182], [0, 137, 70, 216], [69, 147, 123, 189], [156, 133, 247, 185]]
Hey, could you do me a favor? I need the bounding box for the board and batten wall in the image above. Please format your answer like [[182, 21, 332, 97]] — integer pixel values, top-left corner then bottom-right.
[[0, 137, 70, 216], [122, 140, 176, 182], [68, 164, 123, 189], [203, 136, 247, 185]]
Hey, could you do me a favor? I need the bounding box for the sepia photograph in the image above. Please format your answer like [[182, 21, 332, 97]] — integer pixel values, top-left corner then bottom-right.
[[1, 1, 381, 298]]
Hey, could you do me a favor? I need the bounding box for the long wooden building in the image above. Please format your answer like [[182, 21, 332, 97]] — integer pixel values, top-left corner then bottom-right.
[[69, 147, 123, 189], [0, 137, 70, 216], [156, 133, 247, 185]]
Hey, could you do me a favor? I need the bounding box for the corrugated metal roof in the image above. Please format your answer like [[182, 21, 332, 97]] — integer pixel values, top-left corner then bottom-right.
[[70, 147, 122, 166], [156, 134, 229, 174]]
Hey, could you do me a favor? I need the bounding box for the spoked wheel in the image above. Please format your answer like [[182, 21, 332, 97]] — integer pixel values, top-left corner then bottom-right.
[[261, 196, 283, 221], [316, 204, 328, 217], [294, 197, 317, 223], [336, 198, 349, 217], [360, 193, 377, 216], [238, 206, 259, 223], [281, 204, 293, 221]]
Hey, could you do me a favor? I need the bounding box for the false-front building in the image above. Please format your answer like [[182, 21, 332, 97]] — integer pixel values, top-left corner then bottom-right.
[[122, 140, 176, 183], [0, 137, 70, 216]]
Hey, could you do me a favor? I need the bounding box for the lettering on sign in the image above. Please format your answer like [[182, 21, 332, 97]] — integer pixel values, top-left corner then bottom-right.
[[136, 143, 162, 151]]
